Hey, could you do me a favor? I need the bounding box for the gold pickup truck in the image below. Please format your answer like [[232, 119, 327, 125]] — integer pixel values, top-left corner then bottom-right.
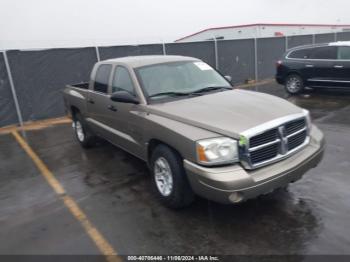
[[63, 55, 325, 208]]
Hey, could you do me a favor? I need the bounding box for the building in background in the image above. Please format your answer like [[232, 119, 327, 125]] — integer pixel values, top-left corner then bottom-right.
[[175, 23, 350, 42]]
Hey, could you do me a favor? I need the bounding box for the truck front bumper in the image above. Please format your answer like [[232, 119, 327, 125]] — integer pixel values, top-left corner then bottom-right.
[[184, 126, 325, 204]]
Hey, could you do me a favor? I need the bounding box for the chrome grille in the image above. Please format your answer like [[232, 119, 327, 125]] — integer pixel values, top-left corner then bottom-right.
[[288, 129, 307, 150], [285, 118, 306, 135], [250, 129, 278, 148], [250, 143, 279, 164], [240, 116, 309, 169]]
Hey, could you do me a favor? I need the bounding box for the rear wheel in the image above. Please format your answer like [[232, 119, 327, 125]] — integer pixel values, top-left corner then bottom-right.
[[73, 113, 96, 148], [150, 144, 194, 209], [285, 74, 304, 94]]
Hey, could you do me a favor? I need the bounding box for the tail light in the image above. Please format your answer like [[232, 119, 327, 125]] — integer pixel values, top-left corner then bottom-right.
[[276, 60, 283, 68]]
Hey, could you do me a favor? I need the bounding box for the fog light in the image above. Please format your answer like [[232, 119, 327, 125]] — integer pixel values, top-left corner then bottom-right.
[[229, 192, 243, 203]]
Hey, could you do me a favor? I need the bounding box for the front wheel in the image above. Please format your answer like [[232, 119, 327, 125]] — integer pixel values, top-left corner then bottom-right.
[[285, 74, 304, 94], [150, 145, 194, 209]]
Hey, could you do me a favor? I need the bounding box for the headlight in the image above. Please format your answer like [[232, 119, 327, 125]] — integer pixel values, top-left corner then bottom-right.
[[196, 137, 239, 165]]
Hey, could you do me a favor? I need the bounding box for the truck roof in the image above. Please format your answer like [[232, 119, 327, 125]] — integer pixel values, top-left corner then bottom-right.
[[103, 55, 199, 68]]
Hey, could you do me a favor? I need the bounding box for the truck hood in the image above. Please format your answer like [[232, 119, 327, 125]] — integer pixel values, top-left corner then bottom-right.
[[147, 89, 303, 139]]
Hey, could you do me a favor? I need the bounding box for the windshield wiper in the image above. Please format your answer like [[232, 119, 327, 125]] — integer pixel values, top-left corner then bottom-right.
[[190, 86, 232, 95], [148, 91, 191, 98], [149, 86, 232, 99]]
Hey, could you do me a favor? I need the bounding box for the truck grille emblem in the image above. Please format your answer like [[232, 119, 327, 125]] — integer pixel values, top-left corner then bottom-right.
[[278, 126, 288, 155]]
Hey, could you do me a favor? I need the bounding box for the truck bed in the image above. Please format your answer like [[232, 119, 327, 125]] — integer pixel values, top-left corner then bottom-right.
[[63, 82, 90, 115]]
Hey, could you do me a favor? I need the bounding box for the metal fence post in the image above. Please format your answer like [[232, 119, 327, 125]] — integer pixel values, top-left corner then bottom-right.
[[95, 46, 100, 61], [3, 51, 24, 128], [162, 42, 167, 55], [285, 36, 289, 51], [312, 34, 316, 44], [254, 38, 258, 83], [213, 37, 219, 70], [334, 32, 338, 42]]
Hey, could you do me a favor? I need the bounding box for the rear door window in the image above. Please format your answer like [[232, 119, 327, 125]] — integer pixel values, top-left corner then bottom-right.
[[309, 46, 337, 60], [288, 48, 311, 59], [337, 46, 350, 60], [94, 64, 112, 93]]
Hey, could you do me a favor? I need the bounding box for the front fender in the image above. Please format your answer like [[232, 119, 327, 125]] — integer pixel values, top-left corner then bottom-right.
[[143, 113, 220, 163]]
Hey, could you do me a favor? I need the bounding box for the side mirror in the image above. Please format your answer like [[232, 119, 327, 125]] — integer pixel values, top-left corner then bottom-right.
[[110, 91, 139, 104], [224, 75, 232, 83]]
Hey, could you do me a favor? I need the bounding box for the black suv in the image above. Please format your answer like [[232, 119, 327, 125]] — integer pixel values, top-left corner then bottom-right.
[[276, 41, 350, 94]]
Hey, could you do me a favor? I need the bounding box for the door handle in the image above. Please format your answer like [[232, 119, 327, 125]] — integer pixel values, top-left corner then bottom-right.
[[305, 64, 314, 68], [334, 65, 344, 68], [108, 105, 117, 112], [87, 98, 95, 104]]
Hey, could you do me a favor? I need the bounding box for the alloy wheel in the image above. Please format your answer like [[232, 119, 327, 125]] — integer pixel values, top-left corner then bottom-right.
[[154, 157, 174, 196], [75, 121, 85, 142], [286, 76, 302, 93]]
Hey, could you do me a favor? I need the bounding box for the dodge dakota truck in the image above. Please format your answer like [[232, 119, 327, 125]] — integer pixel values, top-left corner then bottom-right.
[[63, 55, 325, 208]]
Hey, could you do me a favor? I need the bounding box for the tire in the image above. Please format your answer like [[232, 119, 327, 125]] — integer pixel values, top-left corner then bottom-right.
[[73, 113, 96, 148], [150, 144, 195, 209], [285, 74, 304, 94]]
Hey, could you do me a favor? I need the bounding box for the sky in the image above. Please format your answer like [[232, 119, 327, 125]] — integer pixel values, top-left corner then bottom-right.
[[0, 0, 349, 49]]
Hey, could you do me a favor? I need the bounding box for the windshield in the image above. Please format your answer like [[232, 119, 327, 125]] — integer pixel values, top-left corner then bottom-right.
[[135, 61, 231, 99]]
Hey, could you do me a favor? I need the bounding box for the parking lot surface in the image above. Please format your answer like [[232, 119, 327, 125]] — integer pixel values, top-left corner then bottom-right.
[[1, 82, 350, 256]]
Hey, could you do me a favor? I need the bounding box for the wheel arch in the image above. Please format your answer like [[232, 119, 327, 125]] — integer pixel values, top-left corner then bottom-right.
[[285, 71, 306, 83], [70, 106, 80, 120], [147, 139, 183, 166]]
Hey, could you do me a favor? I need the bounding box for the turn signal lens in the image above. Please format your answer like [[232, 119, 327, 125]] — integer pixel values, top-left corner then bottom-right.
[[197, 144, 208, 162]]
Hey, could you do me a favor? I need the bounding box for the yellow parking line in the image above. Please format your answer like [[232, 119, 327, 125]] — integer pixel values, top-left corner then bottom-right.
[[11, 131, 121, 262], [0, 117, 71, 135]]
